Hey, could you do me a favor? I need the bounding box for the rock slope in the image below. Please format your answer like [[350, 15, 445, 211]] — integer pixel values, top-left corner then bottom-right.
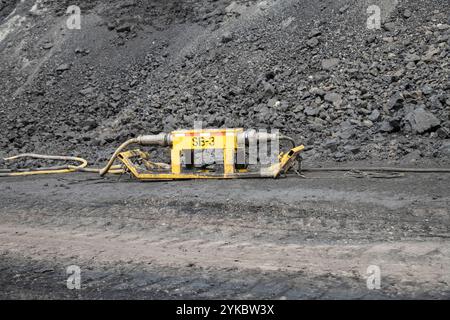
[[0, 0, 448, 166]]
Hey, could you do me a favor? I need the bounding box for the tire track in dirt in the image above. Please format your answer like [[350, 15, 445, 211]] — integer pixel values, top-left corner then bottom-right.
[[0, 223, 449, 292]]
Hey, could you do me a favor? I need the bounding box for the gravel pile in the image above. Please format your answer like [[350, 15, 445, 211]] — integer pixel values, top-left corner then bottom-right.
[[0, 0, 449, 166]]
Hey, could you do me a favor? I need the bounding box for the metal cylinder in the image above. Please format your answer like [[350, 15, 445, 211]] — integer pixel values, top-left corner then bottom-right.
[[237, 130, 279, 146], [137, 133, 171, 146]]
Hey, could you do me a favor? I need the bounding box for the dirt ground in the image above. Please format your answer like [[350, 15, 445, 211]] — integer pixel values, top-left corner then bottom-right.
[[0, 169, 449, 299]]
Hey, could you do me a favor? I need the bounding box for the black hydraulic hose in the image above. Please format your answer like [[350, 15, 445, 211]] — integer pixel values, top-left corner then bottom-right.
[[301, 167, 450, 173], [277, 135, 450, 174]]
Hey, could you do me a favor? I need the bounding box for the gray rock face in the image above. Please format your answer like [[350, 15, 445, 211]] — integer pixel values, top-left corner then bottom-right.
[[404, 108, 440, 134], [0, 0, 448, 165]]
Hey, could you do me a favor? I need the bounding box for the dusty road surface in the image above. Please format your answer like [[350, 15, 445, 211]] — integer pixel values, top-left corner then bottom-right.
[[0, 170, 449, 299]]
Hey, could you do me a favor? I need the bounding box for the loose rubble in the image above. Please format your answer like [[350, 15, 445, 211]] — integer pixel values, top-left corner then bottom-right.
[[0, 0, 448, 165]]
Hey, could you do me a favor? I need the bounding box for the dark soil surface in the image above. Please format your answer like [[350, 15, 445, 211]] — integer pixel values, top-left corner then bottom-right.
[[0, 170, 449, 299]]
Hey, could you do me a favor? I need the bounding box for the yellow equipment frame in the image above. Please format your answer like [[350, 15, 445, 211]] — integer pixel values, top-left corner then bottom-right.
[[116, 128, 304, 181], [170, 128, 241, 175]]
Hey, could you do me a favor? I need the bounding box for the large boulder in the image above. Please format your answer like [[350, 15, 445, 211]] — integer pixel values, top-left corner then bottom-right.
[[404, 108, 440, 134]]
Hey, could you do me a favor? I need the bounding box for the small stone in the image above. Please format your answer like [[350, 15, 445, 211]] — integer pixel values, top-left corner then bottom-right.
[[422, 46, 440, 62], [403, 9, 412, 19], [440, 141, 450, 156], [80, 87, 95, 96], [436, 24, 449, 31], [387, 92, 404, 110], [321, 58, 340, 70], [116, 24, 132, 33], [339, 5, 349, 14], [111, 93, 122, 102], [307, 37, 319, 48], [56, 63, 70, 72], [277, 100, 289, 111], [344, 145, 360, 154], [334, 152, 346, 160], [405, 53, 421, 63], [293, 105, 304, 113], [75, 47, 89, 55], [421, 85, 433, 95], [379, 120, 400, 133], [383, 22, 396, 32], [221, 32, 234, 43], [258, 106, 270, 117], [436, 127, 450, 139], [42, 42, 53, 50], [368, 109, 381, 121], [304, 106, 319, 116], [323, 139, 338, 152], [263, 82, 276, 97], [324, 92, 343, 107], [337, 129, 356, 140], [267, 98, 279, 108], [402, 150, 421, 163], [264, 71, 275, 80], [225, 1, 246, 15], [309, 87, 325, 96], [308, 28, 321, 38], [281, 17, 295, 29], [107, 22, 116, 30], [363, 120, 374, 127], [366, 35, 377, 44]]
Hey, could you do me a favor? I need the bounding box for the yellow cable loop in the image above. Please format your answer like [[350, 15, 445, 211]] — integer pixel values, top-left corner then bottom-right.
[[2, 153, 124, 176]]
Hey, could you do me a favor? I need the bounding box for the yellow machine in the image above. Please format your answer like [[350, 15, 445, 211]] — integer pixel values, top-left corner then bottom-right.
[[4, 128, 450, 180], [0, 128, 303, 180], [99, 128, 304, 180]]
